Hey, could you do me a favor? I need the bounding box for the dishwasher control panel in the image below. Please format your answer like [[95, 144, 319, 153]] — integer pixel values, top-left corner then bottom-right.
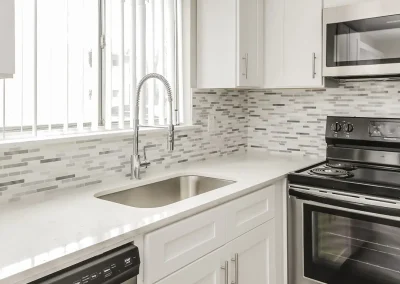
[[29, 244, 140, 284]]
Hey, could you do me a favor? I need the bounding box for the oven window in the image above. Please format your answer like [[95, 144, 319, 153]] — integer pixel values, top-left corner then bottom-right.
[[304, 204, 400, 284], [326, 14, 400, 67]]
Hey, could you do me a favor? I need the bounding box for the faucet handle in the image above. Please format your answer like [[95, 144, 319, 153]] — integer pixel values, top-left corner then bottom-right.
[[141, 146, 151, 168], [167, 125, 175, 151]]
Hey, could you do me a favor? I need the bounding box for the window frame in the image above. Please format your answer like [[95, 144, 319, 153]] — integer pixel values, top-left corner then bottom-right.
[[0, 0, 193, 142]]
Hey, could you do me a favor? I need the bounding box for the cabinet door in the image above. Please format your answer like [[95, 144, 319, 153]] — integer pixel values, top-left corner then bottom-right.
[[155, 246, 229, 284], [237, 0, 263, 87], [229, 220, 276, 284], [0, 0, 15, 78], [144, 205, 226, 284], [225, 186, 275, 242], [283, 0, 323, 87], [264, 0, 285, 88], [196, 0, 236, 89]]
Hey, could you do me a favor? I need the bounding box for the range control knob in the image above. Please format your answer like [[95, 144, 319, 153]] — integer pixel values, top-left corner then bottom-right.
[[331, 122, 342, 132], [344, 123, 354, 133]]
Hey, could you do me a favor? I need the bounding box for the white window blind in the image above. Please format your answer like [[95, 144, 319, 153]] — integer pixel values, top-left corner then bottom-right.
[[0, 0, 184, 140]]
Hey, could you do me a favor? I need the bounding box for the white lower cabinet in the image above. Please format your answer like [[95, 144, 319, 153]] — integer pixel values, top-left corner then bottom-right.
[[154, 246, 229, 284], [225, 185, 275, 241], [144, 205, 226, 284], [230, 220, 275, 284], [155, 221, 275, 284], [144, 184, 279, 284]]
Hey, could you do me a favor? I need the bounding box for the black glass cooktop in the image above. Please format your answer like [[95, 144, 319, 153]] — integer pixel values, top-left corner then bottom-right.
[[289, 161, 400, 200]]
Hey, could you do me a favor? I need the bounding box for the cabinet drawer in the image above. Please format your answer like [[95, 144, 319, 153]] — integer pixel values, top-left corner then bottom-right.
[[225, 185, 275, 241], [154, 246, 227, 284], [144, 206, 226, 284]]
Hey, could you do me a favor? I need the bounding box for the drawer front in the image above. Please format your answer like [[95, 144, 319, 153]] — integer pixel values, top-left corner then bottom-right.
[[225, 185, 275, 241], [144, 206, 226, 284], [154, 246, 227, 284]]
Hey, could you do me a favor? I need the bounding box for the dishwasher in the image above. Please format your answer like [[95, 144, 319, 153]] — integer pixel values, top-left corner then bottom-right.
[[29, 243, 140, 284]]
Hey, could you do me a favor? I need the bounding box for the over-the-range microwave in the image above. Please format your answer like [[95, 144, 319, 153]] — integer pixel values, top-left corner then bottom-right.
[[323, 0, 400, 78]]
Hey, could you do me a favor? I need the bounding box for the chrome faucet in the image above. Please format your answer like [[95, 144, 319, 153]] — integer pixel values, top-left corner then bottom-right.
[[131, 73, 175, 180]]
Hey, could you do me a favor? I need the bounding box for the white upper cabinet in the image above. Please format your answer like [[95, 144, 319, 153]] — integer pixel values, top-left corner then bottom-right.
[[264, 0, 285, 88], [283, 0, 323, 88], [196, 0, 263, 89], [264, 0, 324, 88], [0, 0, 15, 78]]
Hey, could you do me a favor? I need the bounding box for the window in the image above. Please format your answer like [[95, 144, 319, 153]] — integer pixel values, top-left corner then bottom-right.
[[0, 0, 185, 140]]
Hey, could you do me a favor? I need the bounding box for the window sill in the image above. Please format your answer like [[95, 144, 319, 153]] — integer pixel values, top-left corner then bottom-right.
[[0, 125, 201, 149]]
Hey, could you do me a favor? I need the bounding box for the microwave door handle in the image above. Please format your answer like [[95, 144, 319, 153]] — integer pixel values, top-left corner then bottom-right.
[[289, 188, 400, 217]]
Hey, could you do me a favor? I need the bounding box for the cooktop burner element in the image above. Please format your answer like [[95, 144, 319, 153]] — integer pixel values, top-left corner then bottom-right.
[[326, 162, 356, 171], [310, 168, 352, 178]]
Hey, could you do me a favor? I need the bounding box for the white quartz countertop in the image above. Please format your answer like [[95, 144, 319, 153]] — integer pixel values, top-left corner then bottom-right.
[[0, 152, 321, 284]]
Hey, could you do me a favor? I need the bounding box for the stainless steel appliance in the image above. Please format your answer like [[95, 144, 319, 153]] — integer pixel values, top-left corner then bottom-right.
[[323, 0, 400, 78], [29, 243, 140, 284], [288, 116, 400, 284]]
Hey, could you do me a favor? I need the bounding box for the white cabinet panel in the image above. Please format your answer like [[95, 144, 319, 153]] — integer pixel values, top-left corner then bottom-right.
[[144, 206, 226, 284], [155, 220, 276, 284], [145, 182, 281, 284], [264, 0, 326, 88], [225, 186, 275, 242], [0, 0, 15, 78], [229, 220, 276, 284], [264, 0, 285, 88], [283, 0, 323, 87], [155, 246, 229, 284], [237, 0, 264, 87], [196, 0, 263, 88], [196, 0, 236, 88]]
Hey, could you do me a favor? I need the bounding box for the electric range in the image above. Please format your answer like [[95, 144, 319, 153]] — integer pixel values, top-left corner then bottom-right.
[[288, 116, 400, 284]]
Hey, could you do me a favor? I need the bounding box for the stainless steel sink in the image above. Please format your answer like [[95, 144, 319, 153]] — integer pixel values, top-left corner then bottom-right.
[[98, 176, 236, 208]]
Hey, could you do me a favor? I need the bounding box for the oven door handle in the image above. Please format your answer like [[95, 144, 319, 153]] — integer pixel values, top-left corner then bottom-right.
[[289, 188, 400, 217]]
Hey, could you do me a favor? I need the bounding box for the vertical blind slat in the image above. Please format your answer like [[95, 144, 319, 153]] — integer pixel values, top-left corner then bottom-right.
[[146, 0, 155, 125], [91, 0, 100, 131], [155, 0, 165, 125], [105, 0, 112, 130], [33, 0, 38, 136], [78, 0, 85, 131], [137, 0, 146, 123], [119, 0, 125, 129], [20, 0, 24, 132], [130, 0, 136, 128], [177, 0, 183, 124], [165, 0, 175, 125], [64, 0, 69, 133]]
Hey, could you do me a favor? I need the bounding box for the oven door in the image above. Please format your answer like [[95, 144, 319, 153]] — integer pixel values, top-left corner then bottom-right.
[[323, 1, 400, 77], [288, 185, 400, 284]]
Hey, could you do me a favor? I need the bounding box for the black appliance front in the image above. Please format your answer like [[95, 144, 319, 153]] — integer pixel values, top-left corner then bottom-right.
[[303, 204, 400, 284], [29, 243, 140, 284]]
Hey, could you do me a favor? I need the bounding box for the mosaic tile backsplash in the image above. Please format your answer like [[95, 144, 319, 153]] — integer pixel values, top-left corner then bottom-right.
[[2, 80, 400, 202], [0, 90, 247, 203], [248, 80, 400, 157]]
